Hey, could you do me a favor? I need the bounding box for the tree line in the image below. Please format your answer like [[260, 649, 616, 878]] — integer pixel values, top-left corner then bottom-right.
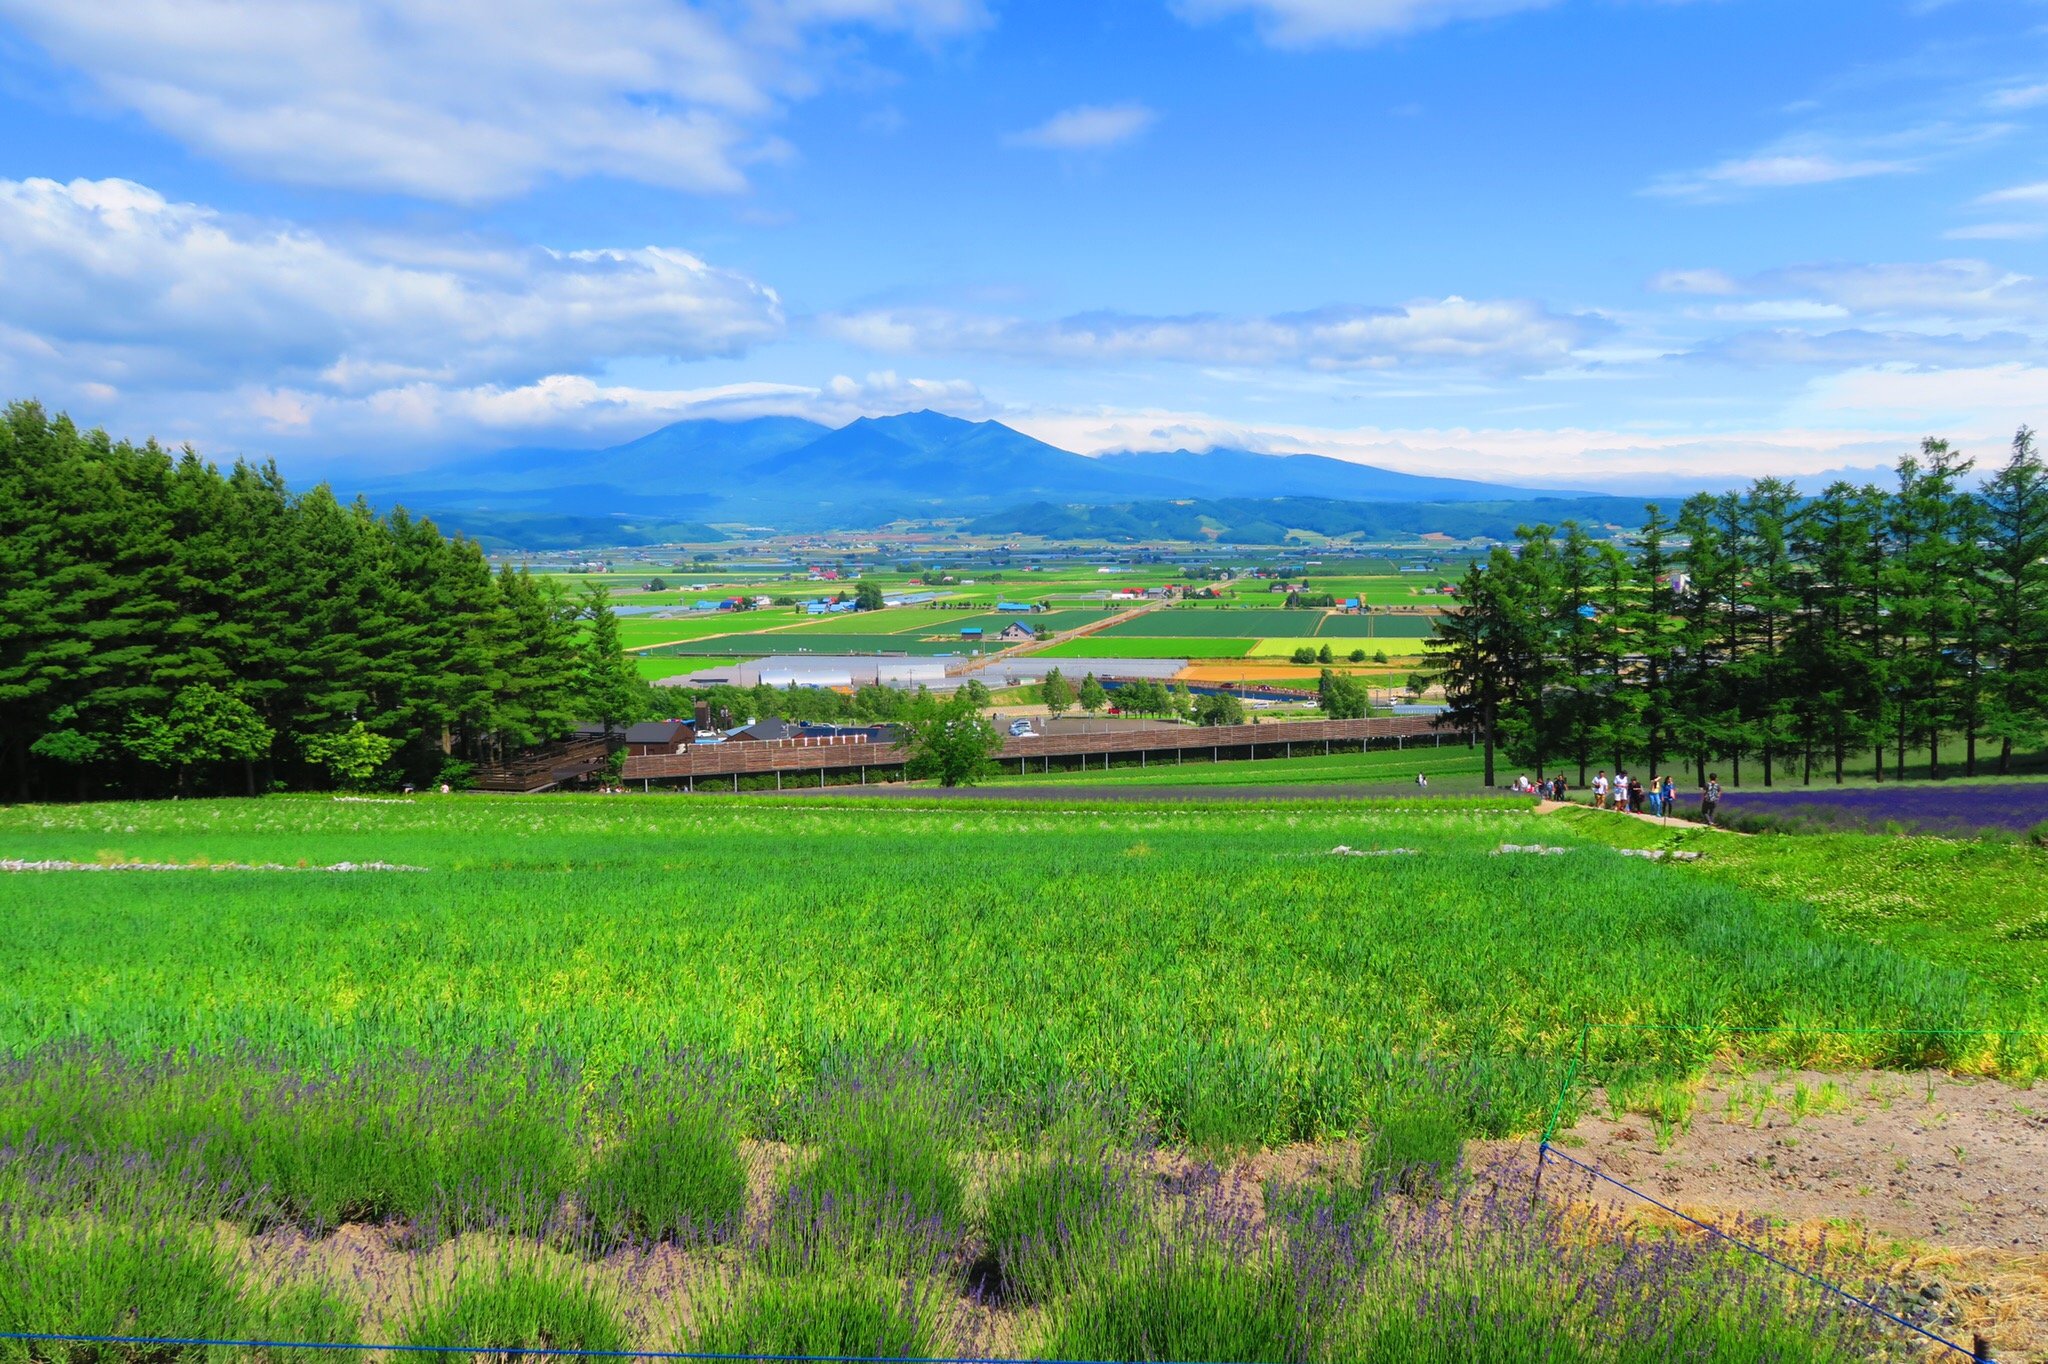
[[1432, 428, 2048, 788], [1, 402, 653, 800]]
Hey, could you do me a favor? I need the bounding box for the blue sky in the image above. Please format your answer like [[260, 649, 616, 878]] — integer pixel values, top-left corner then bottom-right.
[[1, 0, 2045, 489]]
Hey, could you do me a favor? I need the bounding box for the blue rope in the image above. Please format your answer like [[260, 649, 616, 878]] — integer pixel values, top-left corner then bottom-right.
[[1536, 1142, 1980, 1359]]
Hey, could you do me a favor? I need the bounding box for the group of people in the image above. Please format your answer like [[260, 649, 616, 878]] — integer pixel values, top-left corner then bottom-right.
[[1589, 769, 1674, 816], [1502, 769, 1723, 822]]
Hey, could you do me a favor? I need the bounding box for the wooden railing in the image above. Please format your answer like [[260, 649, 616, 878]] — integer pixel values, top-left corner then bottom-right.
[[622, 715, 1458, 782], [470, 735, 615, 792]]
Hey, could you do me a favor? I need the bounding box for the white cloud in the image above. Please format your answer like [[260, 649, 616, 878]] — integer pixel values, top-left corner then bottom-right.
[[0, 177, 785, 395], [1647, 152, 1915, 201], [1649, 268, 1743, 296], [1648, 121, 2012, 204], [214, 369, 990, 467], [1945, 222, 2047, 241], [0, 0, 986, 201], [1759, 259, 2044, 320], [1988, 82, 2048, 110], [1004, 103, 1157, 151], [1978, 180, 2048, 206], [1799, 362, 2048, 426], [820, 296, 1590, 373], [1697, 301, 1851, 322], [1172, 0, 1557, 46], [1006, 406, 1937, 487]]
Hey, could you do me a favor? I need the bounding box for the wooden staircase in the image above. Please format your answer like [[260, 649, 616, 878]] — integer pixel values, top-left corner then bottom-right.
[[468, 736, 614, 793]]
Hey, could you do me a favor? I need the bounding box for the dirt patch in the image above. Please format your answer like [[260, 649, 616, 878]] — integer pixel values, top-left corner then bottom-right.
[[1535, 1069, 2046, 1250], [1478, 1067, 2048, 1361]]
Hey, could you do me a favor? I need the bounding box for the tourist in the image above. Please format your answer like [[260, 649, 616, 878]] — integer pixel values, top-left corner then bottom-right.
[[1593, 770, 1609, 809], [1612, 770, 1629, 813], [1701, 773, 1722, 826], [1644, 777, 1662, 817], [1416, 772, 1429, 788], [1627, 775, 1644, 813], [1660, 775, 1676, 816]]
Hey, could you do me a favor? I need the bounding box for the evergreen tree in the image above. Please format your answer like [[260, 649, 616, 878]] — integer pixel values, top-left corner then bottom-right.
[[1079, 673, 1107, 715], [1979, 428, 2048, 773], [1427, 553, 1529, 787], [1039, 667, 1074, 717], [576, 589, 648, 736]]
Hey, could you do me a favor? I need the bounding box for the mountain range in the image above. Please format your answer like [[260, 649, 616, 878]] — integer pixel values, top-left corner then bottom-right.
[[350, 410, 1611, 547]]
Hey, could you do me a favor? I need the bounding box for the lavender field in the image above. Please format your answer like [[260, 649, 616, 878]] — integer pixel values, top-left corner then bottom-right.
[[1702, 782, 2048, 836]]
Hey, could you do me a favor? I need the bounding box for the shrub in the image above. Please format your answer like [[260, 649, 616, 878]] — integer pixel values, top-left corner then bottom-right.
[[582, 1106, 748, 1248], [397, 1254, 628, 1363], [1036, 1247, 1332, 1364], [0, 1215, 361, 1361], [772, 1073, 968, 1271], [1365, 1087, 1467, 1196], [690, 1272, 942, 1359], [981, 1129, 1151, 1304]]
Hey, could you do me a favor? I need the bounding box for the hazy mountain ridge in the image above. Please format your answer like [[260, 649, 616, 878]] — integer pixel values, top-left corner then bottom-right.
[[352, 411, 1634, 544]]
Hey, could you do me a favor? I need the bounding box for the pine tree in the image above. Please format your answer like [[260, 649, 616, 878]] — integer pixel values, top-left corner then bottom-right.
[[1079, 673, 1106, 715], [1039, 668, 1074, 717], [1427, 552, 1529, 787], [578, 582, 651, 737], [1979, 427, 2048, 774]]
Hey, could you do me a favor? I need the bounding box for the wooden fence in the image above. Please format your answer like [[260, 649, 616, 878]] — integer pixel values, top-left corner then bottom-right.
[[621, 715, 1466, 789]]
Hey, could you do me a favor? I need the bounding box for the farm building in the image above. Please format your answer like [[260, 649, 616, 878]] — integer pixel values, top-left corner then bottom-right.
[[621, 719, 696, 755], [960, 626, 984, 639], [995, 600, 1036, 613], [996, 621, 1040, 642]]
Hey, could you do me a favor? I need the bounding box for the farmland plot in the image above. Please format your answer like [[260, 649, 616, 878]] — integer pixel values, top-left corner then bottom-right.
[[2, 796, 2042, 1358]]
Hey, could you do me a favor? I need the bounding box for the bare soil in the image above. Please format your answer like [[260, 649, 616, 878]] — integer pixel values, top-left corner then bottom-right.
[[1479, 1067, 2048, 1360]]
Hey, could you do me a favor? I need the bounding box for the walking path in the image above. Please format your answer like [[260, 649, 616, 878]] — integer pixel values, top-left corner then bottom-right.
[[1534, 798, 1733, 833]]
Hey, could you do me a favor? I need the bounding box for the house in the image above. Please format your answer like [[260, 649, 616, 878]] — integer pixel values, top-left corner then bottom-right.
[[620, 719, 696, 755], [996, 621, 1039, 643]]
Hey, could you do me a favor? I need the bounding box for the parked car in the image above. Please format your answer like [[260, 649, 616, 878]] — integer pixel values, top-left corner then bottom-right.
[[1009, 719, 1038, 737]]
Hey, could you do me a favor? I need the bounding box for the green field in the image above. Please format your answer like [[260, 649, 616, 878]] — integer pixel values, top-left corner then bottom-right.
[[1097, 609, 1313, 637], [2, 794, 2038, 1356], [643, 632, 971, 657], [1312, 613, 1442, 638], [1035, 637, 1253, 659], [896, 608, 1119, 636], [636, 654, 739, 680], [5, 797, 2038, 1133], [613, 614, 785, 649]]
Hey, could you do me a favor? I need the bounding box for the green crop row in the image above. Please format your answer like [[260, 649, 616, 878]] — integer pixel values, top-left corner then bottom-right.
[[2, 797, 2037, 1152], [0, 1073, 1896, 1362]]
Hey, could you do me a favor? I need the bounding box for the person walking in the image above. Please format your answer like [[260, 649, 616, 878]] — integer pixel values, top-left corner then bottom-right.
[[1593, 770, 1609, 809], [1660, 774, 1676, 818], [1701, 773, 1722, 827], [1644, 777, 1662, 817], [1612, 770, 1629, 813], [1627, 775, 1644, 814]]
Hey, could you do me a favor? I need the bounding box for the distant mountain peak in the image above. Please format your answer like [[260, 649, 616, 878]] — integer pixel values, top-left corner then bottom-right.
[[352, 408, 1588, 543]]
